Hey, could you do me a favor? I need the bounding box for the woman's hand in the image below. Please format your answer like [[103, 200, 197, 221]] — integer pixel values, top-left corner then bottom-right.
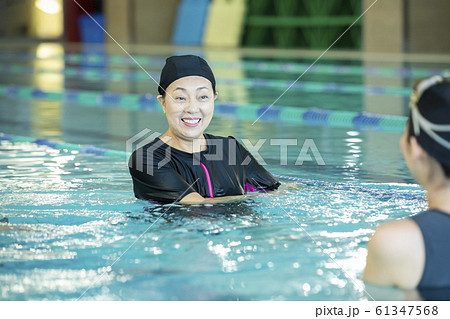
[[178, 192, 259, 205]]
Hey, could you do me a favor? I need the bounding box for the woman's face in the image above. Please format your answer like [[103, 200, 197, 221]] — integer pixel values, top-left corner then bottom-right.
[[158, 76, 217, 142]]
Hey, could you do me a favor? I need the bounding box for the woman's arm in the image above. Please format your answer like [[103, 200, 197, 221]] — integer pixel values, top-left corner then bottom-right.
[[178, 192, 260, 204], [178, 181, 307, 204]]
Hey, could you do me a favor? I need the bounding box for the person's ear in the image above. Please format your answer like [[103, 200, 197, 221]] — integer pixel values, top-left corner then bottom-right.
[[157, 95, 166, 113], [214, 91, 218, 101], [409, 136, 426, 161]]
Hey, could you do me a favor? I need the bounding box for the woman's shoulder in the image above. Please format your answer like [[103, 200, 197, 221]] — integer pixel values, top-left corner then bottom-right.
[[129, 137, 170, 161], [204, 133, 236, 141], [132, 137, 163, 151], [365, 218, 425, 288]]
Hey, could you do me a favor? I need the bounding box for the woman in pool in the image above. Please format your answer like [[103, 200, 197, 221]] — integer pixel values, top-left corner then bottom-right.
[[129, 55, 280, 204], [364, 76, 450, 290]]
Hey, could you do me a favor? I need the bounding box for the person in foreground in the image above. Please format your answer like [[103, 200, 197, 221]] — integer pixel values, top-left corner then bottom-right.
[[129, 55, 280, 204], [364, 76, 450, 290]]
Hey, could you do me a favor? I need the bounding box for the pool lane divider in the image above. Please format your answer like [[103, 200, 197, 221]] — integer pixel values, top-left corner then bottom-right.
[[0, 84, 407, 130], [0, 132, 423, 201], [0, 51, 447, 78], [0, 133, 128, 158], [0, 62, 417, 97]]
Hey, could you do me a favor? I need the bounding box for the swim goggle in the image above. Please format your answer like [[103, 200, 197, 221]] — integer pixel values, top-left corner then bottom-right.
[[409, 75, 450, 151]]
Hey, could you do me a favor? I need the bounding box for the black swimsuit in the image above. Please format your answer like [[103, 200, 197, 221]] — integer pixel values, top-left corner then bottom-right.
[[129, 133, 280, 203], [411, 210, 450, 288]]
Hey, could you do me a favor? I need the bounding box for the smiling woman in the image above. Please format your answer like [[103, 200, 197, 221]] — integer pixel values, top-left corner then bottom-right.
[[128, 55, 280, 204]]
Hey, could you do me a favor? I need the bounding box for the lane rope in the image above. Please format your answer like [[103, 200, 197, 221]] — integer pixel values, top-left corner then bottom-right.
[[0, 84, 407, 130], [0, 51, 447, 78], [0, 62, 418, 97]]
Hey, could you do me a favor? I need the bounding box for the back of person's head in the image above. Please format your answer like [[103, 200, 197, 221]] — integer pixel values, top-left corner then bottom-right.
[[408, 76, 450, 177]]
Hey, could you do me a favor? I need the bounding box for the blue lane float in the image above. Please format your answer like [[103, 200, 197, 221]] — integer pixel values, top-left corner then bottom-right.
[[302, 108, 334, 122], [34, 138, 59, 148], [352, 113, 383, 127], [257, 104, 282, 120]]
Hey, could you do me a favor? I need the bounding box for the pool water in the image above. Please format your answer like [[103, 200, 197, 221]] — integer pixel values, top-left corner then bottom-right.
[[0, 138, 426, 300], [1, 43, 448, 300]]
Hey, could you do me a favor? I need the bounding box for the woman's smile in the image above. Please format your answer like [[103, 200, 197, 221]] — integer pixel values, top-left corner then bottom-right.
[[181, 117, 201, 127]]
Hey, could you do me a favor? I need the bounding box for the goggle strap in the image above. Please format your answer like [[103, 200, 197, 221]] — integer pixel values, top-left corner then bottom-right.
[[414, 108, 450, 151], [416, 76, 444, 96]]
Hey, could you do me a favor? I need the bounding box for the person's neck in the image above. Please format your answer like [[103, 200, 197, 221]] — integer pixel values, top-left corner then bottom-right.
[[160, 132, 207, 154], [426, 179, 450, 215]]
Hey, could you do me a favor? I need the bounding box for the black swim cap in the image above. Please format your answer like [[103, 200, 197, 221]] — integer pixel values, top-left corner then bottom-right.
[[409, 77, 450, 166], [158, 55, 216, 95]]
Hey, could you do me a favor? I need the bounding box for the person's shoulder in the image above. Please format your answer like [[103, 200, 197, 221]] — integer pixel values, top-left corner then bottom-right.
[[365, 218, 424, 288], [204, 133, 233, 141], [370, 219, 422, 254], [129, 137, 170, 163]]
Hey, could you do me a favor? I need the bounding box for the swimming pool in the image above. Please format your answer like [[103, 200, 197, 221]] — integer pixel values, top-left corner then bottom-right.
[[0, 43, 448, 300]]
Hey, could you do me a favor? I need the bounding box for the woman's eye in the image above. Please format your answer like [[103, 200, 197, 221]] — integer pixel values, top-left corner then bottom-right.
[[175, 96, 186, 101], [199, 95, 209, 101]]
